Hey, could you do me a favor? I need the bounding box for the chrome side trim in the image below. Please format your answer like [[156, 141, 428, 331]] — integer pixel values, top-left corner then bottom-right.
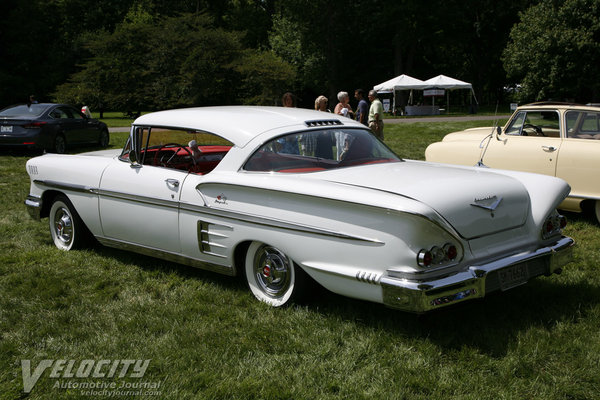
[[568, 193, 600, 201], [25, 195, 42, 220], [34, 179, 99, 194], [182, 201, 384, 245], [96, 236, 234, 276], [98, 189, 179, 210]]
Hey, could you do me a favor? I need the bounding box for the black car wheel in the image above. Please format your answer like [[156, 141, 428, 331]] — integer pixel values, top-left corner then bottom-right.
[[52, 134, 66, 154], [99, 129, 109, 148]]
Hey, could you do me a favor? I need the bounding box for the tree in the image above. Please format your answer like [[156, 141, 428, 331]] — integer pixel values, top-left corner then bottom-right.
[[503, 0, 600, 102], [55, 10, 295, 111]]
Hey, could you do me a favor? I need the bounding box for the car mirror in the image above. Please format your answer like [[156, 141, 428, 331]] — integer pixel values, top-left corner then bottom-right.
[[128, 150, 141, 168], [496, 126, 502, 135]]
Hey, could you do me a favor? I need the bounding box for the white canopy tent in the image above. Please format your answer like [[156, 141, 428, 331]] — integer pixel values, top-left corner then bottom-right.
[[422, 74, 478, 113], [373, 74, 427, 112]]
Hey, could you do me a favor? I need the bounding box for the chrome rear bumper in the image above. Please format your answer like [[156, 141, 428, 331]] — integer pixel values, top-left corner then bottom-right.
[[381, 236, 574, 313]]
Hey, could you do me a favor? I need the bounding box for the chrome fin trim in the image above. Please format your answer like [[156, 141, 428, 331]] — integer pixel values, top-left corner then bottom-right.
[[197, 221, 231, 259]]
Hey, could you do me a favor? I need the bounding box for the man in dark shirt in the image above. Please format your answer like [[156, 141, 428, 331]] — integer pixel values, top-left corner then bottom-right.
[[354, 89, 369, 126]]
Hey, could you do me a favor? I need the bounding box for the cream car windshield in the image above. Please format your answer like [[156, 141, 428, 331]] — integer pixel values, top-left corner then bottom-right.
[[244, 128, 401, 173]]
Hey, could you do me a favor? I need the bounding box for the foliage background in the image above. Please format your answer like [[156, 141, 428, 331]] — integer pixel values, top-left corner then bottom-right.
[[1, 0, 600, 110]]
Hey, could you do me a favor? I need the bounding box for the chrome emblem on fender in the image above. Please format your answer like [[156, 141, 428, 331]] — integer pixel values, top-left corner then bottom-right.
[[471, 195, 502, 211], [215, 194, 228, 205]]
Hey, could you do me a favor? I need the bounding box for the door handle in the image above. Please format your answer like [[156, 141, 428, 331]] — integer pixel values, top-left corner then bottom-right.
[[165, 178, 180, 187], [542, 146, 557, 152]]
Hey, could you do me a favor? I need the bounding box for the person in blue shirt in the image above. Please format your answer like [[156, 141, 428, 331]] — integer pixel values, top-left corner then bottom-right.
[[354, 89, 369, 126]]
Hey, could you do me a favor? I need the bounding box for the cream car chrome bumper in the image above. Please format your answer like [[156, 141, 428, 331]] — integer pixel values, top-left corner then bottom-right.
[[381, 236, 574, 313]]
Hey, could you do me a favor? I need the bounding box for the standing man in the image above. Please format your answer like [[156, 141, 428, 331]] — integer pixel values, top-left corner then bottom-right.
[[354, 89, 369, 126], [368, 90, 384, 140]]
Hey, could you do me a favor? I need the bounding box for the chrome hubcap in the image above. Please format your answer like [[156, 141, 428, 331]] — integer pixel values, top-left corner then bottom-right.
[[53, 207, 73, 246], [254, 246, 291, 297]]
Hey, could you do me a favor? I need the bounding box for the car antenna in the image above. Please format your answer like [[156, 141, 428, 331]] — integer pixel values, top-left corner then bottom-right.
[[475, 101, 500, 167]]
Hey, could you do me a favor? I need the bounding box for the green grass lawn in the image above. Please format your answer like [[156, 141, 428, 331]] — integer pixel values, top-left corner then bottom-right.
[[1, 122, 599, 399], [96, 111, 139, 128]]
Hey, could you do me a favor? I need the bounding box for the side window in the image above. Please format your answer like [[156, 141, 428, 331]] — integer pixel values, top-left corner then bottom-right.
[[566, 111, 581, 136], [566, 110, 600, 139], [120, 126, 232, 175], [505, 112, 525, 135], [69, 107, 84, 120], [50, 108, 69, 119], [521, 111, 560, 137]]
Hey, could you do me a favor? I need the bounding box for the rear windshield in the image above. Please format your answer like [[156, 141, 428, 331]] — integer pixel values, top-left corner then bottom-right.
[[0, 104, 49, 118], [244, 128, 401, 173]]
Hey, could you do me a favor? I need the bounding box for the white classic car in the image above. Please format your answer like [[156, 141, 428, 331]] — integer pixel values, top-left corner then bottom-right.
[[426, 102, 600, 222], [25, 106, 574, 313]]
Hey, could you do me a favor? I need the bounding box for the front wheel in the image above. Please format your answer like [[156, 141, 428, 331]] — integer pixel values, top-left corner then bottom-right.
[[49, 195, 87, 250], [595, 200, 600, 225], [245, 241, 306, 307]]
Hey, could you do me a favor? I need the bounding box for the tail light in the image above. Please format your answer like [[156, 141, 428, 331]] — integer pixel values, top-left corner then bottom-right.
[[23, 121, 47, 129], [417, 242, 460, 268], [542, 211, 566, 239]]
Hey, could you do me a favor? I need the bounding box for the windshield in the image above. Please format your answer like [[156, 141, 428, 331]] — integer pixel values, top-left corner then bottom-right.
[[0, 104, 50, 118], [244, 128, 401, 173]]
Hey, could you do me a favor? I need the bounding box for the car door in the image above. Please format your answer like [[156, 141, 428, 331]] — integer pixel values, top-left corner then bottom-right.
[[66, 105, 99, 143], [99, 161, 186, 253], [556, 110, 600, 199], [483, 110, 562, 177], [50, 106, 84, 144], [98, 128, 187, 253]]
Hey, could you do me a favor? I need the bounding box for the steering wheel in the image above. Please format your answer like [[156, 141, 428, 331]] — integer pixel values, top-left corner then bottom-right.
[[153, 143, 196, 169], [523, 123, 545, 136]]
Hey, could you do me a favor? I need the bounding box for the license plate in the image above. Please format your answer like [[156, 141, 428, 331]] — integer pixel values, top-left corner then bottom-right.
[[1, 126, 12, 133], [498, 263, 529, 291]]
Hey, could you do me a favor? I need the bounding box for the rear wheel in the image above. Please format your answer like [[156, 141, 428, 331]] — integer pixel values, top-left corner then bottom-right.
[[595, 201, 600, 224], [52, 134, 66, 154], [49, 195, 87, 250], [99, 129, 109, 148], [245, 241, 306, 307]]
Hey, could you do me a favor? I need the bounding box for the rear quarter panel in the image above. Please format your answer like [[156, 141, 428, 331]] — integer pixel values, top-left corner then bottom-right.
[[178, 175, 462, 304]]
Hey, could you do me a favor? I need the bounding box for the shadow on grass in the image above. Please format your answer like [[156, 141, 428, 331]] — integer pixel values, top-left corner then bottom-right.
[[90, 238, 600, 359]]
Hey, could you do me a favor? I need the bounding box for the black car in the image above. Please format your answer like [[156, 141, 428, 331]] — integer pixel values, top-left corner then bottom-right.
[[0, 103, 109, 153]]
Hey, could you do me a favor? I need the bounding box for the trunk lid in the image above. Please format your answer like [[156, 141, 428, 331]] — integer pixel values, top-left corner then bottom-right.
[[316, 161, 530, 239]]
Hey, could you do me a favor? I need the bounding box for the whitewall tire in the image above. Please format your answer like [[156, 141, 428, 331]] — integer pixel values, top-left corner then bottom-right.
[[245, 241, 305, 307], [49, 195, 86, 251]]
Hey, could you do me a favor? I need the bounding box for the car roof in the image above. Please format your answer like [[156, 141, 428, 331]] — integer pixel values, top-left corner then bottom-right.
[[518, 102, 600, 112], [132, 106, 364, 147]]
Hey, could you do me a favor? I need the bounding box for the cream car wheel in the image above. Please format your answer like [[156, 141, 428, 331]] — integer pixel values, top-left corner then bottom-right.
[[595, 201, 600, 225], [49, 195, 85, 250], [245, 241, 303, 307]]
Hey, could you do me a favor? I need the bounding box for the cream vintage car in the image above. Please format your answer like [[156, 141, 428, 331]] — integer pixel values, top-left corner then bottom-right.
[[25, 106, 574, 313], [426, 102, 600, 222]]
